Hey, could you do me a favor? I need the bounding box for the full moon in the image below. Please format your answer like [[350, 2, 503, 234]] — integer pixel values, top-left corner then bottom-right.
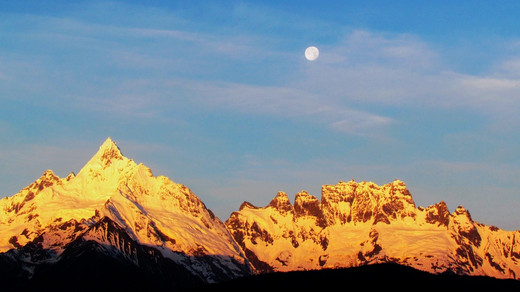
[[305, 46, 319, 61]]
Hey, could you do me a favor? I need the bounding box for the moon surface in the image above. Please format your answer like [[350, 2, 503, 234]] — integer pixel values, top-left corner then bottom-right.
[[305, 46, 319, 61]]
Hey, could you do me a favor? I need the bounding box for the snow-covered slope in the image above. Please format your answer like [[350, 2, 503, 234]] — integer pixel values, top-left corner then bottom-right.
[[0, 138, 251, 285], [2, 138, 519, 286], [226, 180, 520, 279]]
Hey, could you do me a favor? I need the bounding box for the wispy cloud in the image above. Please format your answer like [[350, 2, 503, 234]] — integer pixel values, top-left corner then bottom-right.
[[290, 30, 520, 128], [457, 74, 520, 110], [177, 80, 395, 136], [2, 3, 520, 136]]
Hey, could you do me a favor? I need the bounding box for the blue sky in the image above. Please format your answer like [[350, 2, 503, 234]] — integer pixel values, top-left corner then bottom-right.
[[1, 1, 520, 230]]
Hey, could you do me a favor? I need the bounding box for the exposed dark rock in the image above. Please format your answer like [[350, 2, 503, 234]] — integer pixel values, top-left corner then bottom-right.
[[1, 216, 252, 291], [250, 222, 273, 245], [268, 192, 293, 214], [293, 191, 327, 228], [239, 201, 257, 211], [425, 201, 451, 226]]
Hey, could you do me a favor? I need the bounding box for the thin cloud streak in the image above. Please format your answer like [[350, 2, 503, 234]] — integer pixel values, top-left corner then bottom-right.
[[294, 30, 520, 129], [4, 11, 520, 133], [179, 80, 396, 135]]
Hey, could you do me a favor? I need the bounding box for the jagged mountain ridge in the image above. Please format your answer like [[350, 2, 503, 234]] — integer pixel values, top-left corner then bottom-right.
[[226, 180, 520, 279], [0, 138, 252, 289], [1, 138, 519, 289]]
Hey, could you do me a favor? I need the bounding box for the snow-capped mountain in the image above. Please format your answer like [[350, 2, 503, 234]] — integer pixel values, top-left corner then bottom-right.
[[226, 180, 520, 279], [0, 138, 251, 289], [2, 138, 519, 289]]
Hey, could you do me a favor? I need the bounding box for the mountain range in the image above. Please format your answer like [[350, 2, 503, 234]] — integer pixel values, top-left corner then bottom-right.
[[1, 138, 519, 290], [227, 180, 520, 278]]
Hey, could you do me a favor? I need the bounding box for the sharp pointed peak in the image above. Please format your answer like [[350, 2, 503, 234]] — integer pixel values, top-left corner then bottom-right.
[[268, 191, 293, 212], [24, 169, 62, 191], [38, 169, 61, 183], [41, 169, 58, 177], [276, 191, 289, 198], [99, 137, 121, 151], [64, 172, 76, 181], [81, 137, 125, 169], [239, 201, 258, 211], [75, 137, 137, 179], [294, 190, 316, 200], [97, 137, 123, 157]]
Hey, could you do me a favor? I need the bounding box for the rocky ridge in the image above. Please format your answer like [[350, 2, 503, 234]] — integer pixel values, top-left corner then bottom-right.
[[226, 180, 520, 279]]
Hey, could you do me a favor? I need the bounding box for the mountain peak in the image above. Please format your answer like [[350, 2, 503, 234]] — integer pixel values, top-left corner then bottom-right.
[[29, 169, 62, 191], [99, 137, 122, 156], [268, 191, 293, 213], [40, 169, 60, 181], [92, 137, 124, 166]]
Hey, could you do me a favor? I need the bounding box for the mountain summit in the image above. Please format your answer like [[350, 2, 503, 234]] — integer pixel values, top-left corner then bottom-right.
[[92, 137, 124, 163], [0, 138, 251, 290]]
